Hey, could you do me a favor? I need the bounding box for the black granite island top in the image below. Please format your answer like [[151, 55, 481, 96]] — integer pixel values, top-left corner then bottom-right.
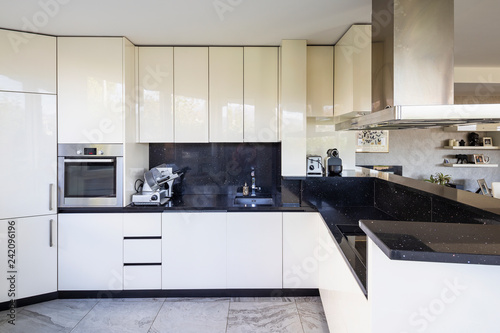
[[360, 219, 500, 265]]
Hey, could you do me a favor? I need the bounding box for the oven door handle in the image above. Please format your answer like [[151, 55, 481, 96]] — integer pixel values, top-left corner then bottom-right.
[[64, 159, 115, 163]]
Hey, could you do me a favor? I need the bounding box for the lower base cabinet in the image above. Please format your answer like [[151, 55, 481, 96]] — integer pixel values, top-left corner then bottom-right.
[[162, 212, 227, 289], [227, 212, 282, 289], [0, 215, 57, 302], [58, 214, 123, 291]]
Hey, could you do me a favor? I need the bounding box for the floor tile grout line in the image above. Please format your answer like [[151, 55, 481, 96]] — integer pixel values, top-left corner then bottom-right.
[[147, 298, 167, 333], [295, 298, 307, 333], [68, 299, 101, 333]]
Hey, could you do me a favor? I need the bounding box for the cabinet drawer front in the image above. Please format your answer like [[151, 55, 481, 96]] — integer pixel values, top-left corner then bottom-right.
[[123, 239, 161, 263], [124, 265, 161, 290], [123, 214, 161, 237]]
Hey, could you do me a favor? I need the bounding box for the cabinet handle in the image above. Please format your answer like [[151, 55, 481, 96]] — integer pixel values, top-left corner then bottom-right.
[[49, 183, 54, 211], [49, 219, 54, 247]]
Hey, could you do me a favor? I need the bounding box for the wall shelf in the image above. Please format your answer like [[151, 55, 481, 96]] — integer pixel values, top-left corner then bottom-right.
[[443, 163, 498, 168], [443, 146, 499, 150]]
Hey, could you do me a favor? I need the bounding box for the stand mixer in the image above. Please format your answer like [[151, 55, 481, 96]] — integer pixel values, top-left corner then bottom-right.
[[132, 164, 183, 205]]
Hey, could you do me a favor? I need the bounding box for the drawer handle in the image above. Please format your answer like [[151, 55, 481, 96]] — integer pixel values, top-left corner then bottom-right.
[[49, 219, 54, 247]]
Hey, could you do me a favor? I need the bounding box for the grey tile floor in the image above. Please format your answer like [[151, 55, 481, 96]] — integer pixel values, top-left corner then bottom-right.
[[0, 297, 329, 333]]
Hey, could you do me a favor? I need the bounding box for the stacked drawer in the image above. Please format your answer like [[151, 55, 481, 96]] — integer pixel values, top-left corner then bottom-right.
[[123, 213, 162, 290]]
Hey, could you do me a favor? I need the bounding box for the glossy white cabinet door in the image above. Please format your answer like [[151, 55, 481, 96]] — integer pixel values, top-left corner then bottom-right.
[[283, 212, 320, 288], [173, 47, 209, 143], [281, 40, 307, 177], [58, 214, 123, 290], [138, 47, 174, 142], [58, 37, 124, 143], [123, 213, 161, 237], [307, 46, 334, 117], [334, 25, 371, 118], [227, 212, 282, 289], [0, 92, 57, 219], [243, 47, 279, 142], [0, 220, 7, 302], [0, 29, 56, 94], [17, 215, 57, 299], [162, 212, 226, 289], [209, 47, 243, 142]]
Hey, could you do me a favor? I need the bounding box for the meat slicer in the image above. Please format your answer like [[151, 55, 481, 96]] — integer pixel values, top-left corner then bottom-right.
[[132, 164, 183, 205]]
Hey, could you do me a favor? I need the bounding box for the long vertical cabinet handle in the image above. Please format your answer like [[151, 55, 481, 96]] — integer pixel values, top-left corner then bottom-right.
[[49, 183, 54, 211], [49, 219, 54, 247]]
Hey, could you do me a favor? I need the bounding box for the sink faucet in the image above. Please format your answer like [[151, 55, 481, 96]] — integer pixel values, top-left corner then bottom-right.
[[250, 169, 260, 196]]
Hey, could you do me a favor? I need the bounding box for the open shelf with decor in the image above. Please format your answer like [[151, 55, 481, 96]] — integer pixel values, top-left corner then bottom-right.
[[443, 163, 498, 168], [443, 146, 499, 150]]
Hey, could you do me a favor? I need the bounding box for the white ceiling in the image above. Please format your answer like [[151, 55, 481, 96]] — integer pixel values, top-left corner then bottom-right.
[[0, 0, 498, 67]]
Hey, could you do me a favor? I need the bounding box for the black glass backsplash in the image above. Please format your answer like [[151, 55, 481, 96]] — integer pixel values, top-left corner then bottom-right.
[[149, 143, 281, 195]]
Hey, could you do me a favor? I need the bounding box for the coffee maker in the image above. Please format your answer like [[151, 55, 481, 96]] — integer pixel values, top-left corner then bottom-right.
[[325, 148, 342, 176]]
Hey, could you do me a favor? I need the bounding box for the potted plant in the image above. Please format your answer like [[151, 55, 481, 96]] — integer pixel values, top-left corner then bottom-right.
[[425, 172, 452, 186]]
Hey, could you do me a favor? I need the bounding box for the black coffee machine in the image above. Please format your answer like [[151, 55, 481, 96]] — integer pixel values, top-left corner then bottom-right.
[[325, 148, 342, 176]]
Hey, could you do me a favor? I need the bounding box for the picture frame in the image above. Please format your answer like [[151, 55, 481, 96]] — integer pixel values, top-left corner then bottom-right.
[[483, 137, 493, 146], [356, 130, 389, 153], [473, 154, 485, 164], [477, 179, 491, 196]]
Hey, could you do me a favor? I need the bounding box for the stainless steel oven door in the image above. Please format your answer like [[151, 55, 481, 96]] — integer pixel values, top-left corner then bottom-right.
[[58, 157, 123, 207]]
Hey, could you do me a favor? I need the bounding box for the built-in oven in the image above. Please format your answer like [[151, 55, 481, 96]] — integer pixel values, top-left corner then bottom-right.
[[58, 144, 123, 207]]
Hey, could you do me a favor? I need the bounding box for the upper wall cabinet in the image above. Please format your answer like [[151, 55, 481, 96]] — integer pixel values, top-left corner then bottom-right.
[[58, 37, 134, 144], [174, 47, 209, 143], [138, 47, 174, 143], [244, 47, 279, 142], [334, 25, 371, 119], [307, 46, 334, 117], [209, 47, 244, 142], [0, 29, 56, 94]]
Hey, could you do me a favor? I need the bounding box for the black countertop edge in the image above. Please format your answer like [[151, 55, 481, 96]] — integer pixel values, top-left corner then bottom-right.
[[58, 206, 316, 214], [359, 219, 500, 266], [353, 167, 500, 216]]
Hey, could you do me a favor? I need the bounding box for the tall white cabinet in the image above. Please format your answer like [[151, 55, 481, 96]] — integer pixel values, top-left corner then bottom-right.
[[57, 37, 135, 144], [174, 47, 209, 143], [244, 47, 279, 142], [138, 47, 174, 142], [307, 46, 334, 117], [209, 47, 244, 142]]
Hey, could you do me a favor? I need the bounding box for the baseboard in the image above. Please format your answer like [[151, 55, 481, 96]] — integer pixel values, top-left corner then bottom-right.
[[0, 292, 58, 311]]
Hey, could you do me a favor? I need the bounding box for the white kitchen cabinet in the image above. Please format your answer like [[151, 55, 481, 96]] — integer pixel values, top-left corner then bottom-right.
[[0, 216, 57, 302], [281, 40, 307, 177], [227, 212, 282, 289], [138, 47, 174, 142], [162, 212, 226, 289], [0, 92, 57, 219], [334, 25, 371, 119], [209, 47, 244, 142], [123, 213, 161, 237], [0, 29, 56, 94], [58, 214, 123, 290], [58, 37, 134, 144], [17, 215, 57, 299], [318, 219, 368, 333], [243, 47, 279, 142], [174, 47, 209, 143], [283, 212, 321, 289], [307, 46, 334, 117]]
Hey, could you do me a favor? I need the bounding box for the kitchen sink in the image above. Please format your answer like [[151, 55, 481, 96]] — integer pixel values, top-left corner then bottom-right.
[[233, 195, 274, 206]]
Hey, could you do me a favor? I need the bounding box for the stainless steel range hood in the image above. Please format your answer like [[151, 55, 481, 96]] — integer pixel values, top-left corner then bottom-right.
[[336, 0, 500, 131]]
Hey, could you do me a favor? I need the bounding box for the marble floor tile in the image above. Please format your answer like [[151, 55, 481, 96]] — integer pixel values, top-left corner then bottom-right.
[[230, 297, 294, 302], [72, 300, 163, 333], [149, 300, 230, 333], [296, 301, 329, 333], [0, 299, 96, 333], [227, 301, 303, 333], [294, 296, 322, 303], [163, 297, 230, 302], [99, 297, 166, 302]]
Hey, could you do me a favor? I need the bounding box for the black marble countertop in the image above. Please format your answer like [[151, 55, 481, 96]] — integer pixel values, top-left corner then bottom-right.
[[59, 194, 315, 214], [360, 219, 500, 265]]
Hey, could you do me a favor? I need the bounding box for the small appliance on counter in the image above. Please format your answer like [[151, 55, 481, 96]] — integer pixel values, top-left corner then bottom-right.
[[325, 148, 343, 176], [307, 156, 323, 177], [132, 164, 184, 206]]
